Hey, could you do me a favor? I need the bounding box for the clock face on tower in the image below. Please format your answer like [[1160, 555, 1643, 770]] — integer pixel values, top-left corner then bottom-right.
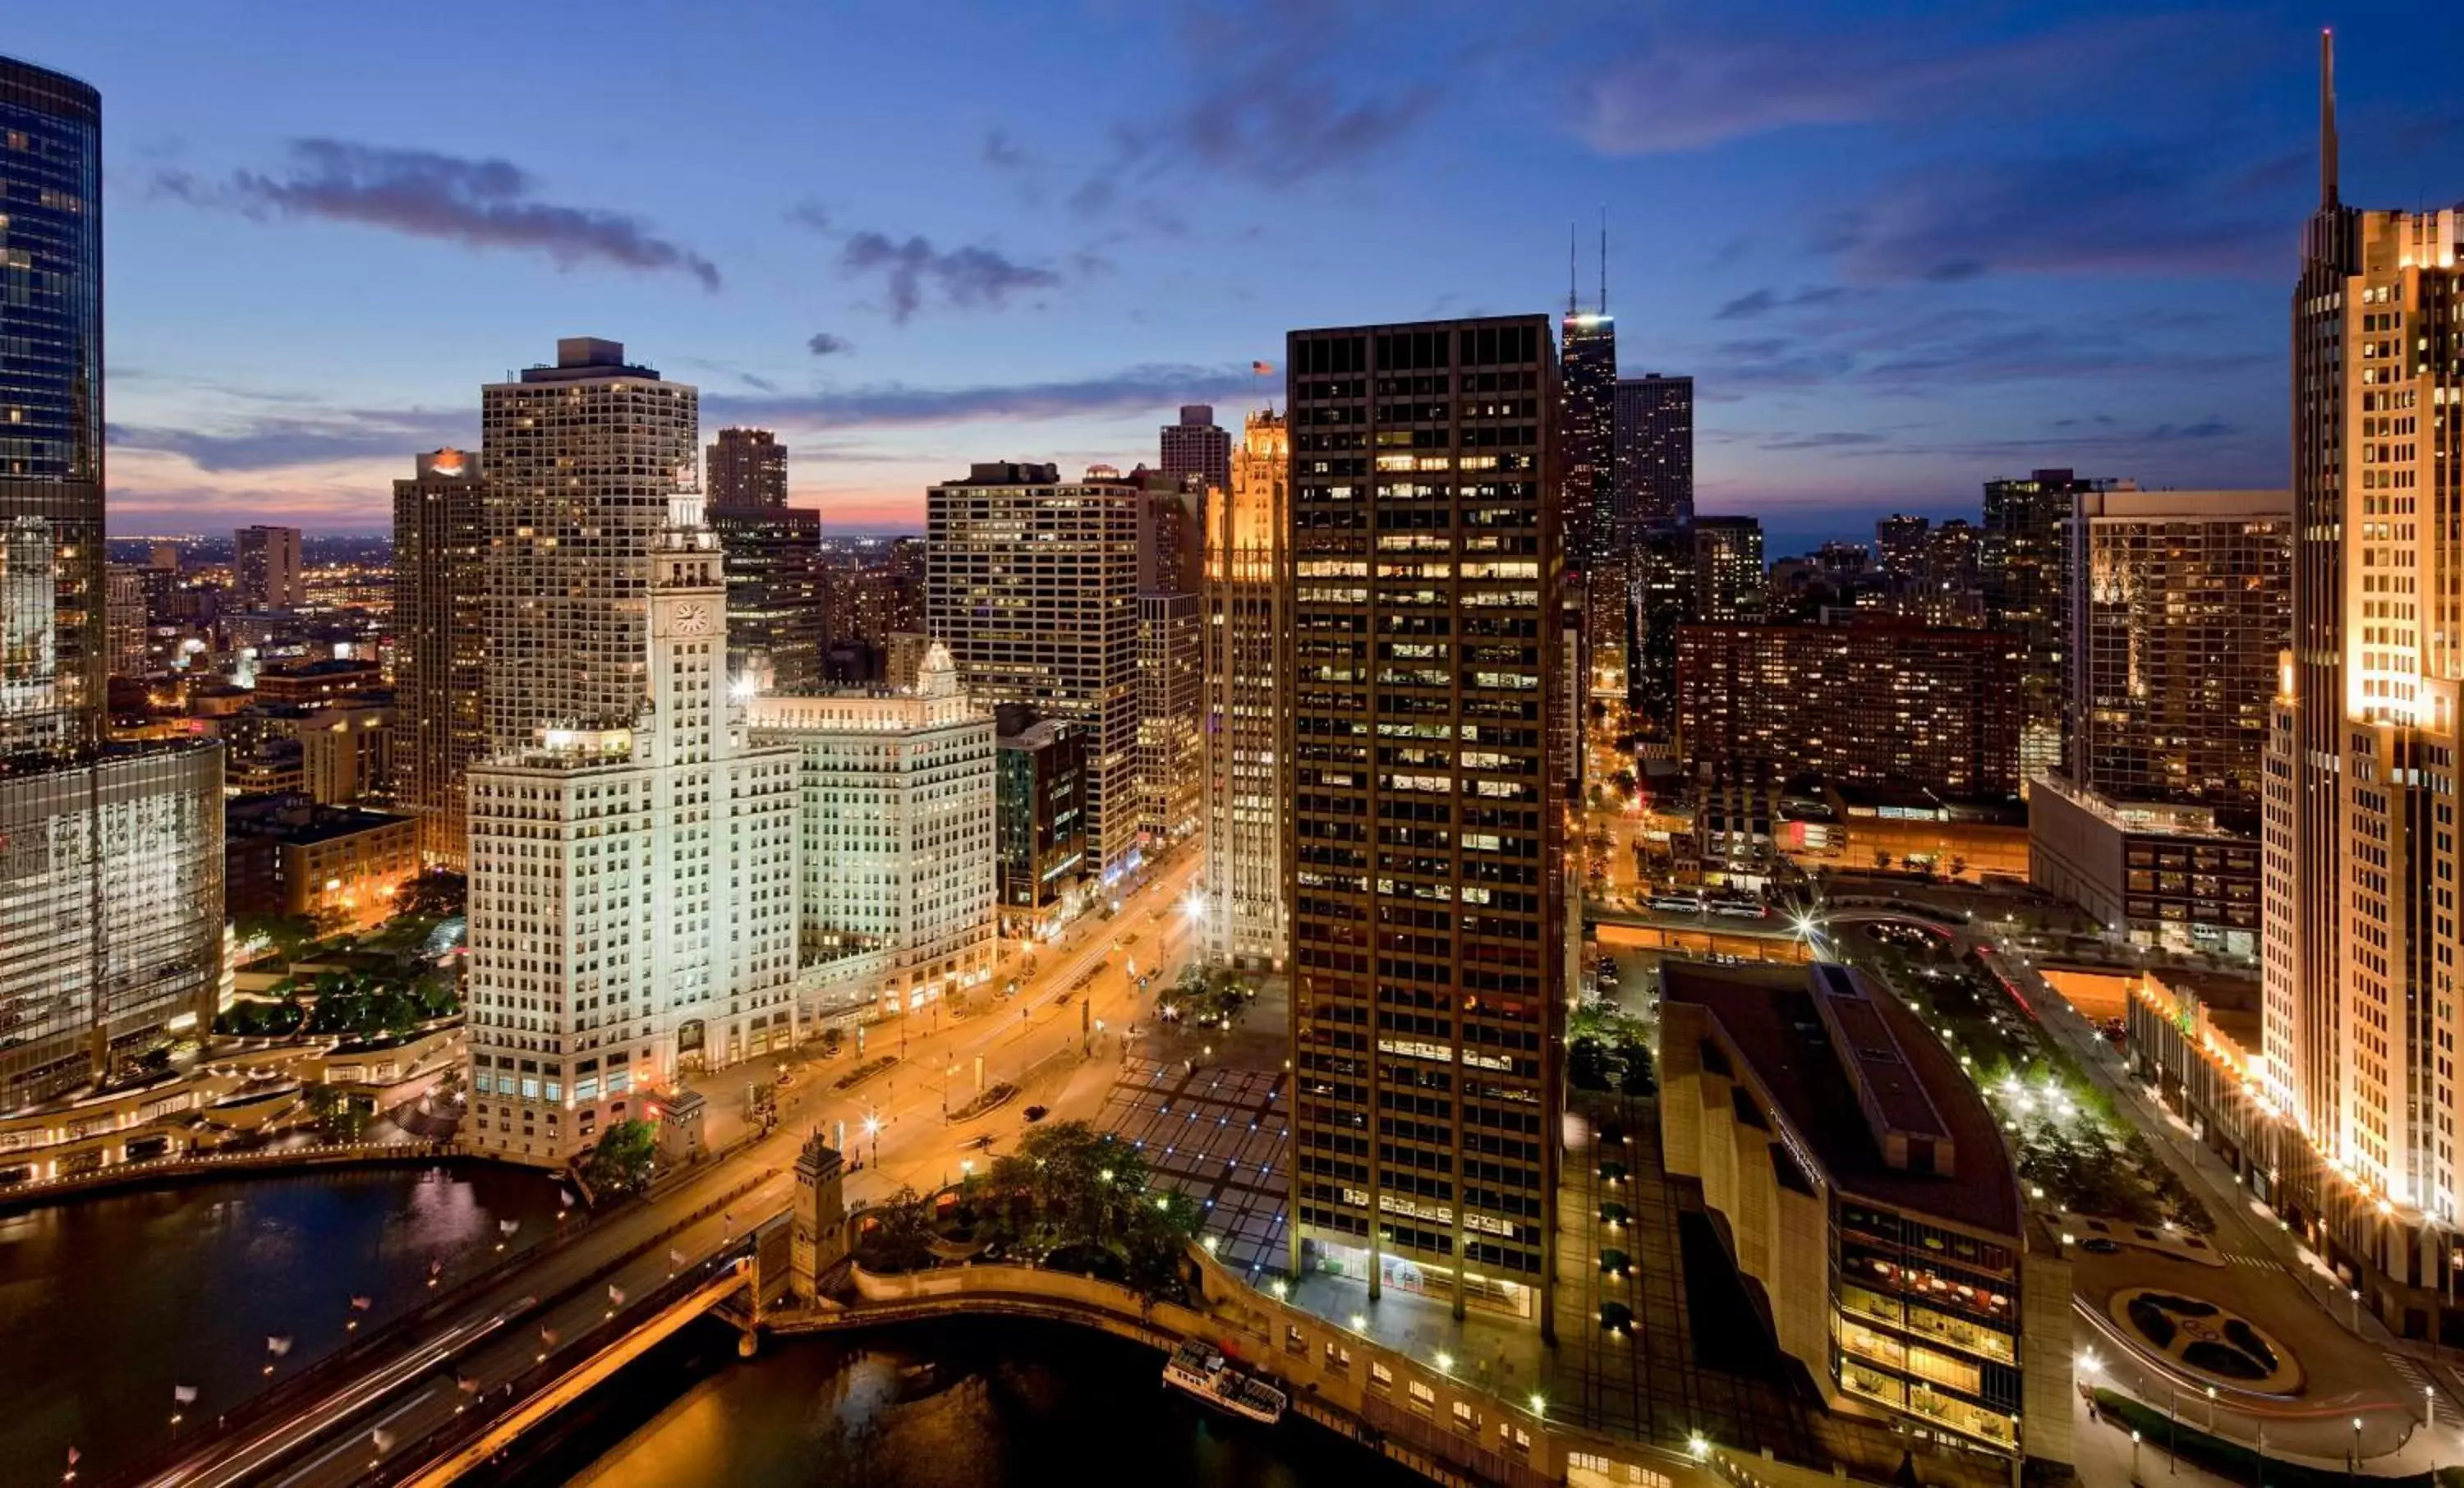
[[673, 601, 712, 636]]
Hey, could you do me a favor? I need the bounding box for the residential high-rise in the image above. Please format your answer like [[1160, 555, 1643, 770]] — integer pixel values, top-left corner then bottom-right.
[[1689, 515, 1765, 622], [1160, 404, 1231, 495], [926, 462, 1139, 876], [706, 426, 788, 509], [1873, 514, 1931, 581], [2263, 38, 2464, 1318], [1285, 316, 1564, 1330], [1983, 468, 2100, 783], [1136, 470, 1204, 845], [1611, 373, 1693, 533], [1, 57, 224, 1107], [391, 448, 489, 867], [1202, 411, 1287, 967], [1676, 618, 2024, 797], [480, 338, 699, 752], [464, 526, 800, 1169], [105, 563, 148, 678], [2067, 489, 2292, 809], [0, 57, 104, 755], [2030, 489, 2290, 959], [746, 645, 997, 1022], [233, 525, 304, 610]]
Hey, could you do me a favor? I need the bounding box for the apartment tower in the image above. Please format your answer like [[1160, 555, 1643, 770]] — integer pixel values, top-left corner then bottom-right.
[[1284, 317, 1564, 1330], [480, 338, 699, 751]]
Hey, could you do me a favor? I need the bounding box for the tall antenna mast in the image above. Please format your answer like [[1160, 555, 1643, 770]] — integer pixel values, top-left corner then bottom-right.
[[2319, 28, 2339, 209], [1598, 208, 1609, 315], [1567, 223, 1578, 317]]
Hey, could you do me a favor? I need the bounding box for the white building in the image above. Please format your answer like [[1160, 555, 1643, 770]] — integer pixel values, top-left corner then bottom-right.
[[746, 644, 997, 1022], [463, 527, 801, 1169]]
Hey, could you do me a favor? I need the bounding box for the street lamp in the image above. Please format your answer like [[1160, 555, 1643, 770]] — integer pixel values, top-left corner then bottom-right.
[[862, 1113, 881, 1166], [1687, 1432, 1711, 1462]]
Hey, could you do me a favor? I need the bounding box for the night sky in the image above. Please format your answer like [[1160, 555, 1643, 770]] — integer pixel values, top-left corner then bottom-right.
[[14, 0, 2463, 550]]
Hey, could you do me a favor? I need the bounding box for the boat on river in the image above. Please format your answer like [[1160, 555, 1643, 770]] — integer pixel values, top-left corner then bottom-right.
[[1162, 1338, 1287, 1424]]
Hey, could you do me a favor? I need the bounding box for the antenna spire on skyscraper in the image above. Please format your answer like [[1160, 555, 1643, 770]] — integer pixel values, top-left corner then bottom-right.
[[1598, 209, 1608, 316], [2319, 28, 2338, 209], [1567, 223, 1578, 317]]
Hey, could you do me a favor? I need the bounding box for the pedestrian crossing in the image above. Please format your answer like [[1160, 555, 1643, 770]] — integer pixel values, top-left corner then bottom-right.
[[2384, 1351, 2433, 1394], [2223, 1252, 2284, 1272]]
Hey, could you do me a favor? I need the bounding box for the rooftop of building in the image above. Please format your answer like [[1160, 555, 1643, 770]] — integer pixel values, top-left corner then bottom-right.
[[500, 336, 668, 386], [2073, 488, 2292, 521], [1662, 959, 2020, 1237], [226, 795, 415, 845]]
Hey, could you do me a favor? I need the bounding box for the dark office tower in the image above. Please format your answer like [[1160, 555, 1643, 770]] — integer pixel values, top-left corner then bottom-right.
[[1873, 513, 1931, 581], [392, 448, 489, 867], [1160, 404, 1232, 495], [707, 426, 788, 509], [1629, 523, 1695, 729], [1689, 515, 1764, 622], [1984, 468, 2099, 783], [1611, 374, 1694, 533], [706, 429, 823, 693], [1559, 313, 1616, 566], [0, 57, 103, 755], [1284, 316, 1564, 1333], [481, 338, 699, 751]]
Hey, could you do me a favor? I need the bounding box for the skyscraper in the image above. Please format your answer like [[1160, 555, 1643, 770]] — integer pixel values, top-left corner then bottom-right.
[[1136, 470, 1204, 844], [706, 426, 788, 509], [481, 338, 699, 752], [464, 526, 801, 1169], [1689, 515, 1765, 622], [705, 429, 823, 695], [232, 525, 304, 610], [391, 448, 490, 867], [1160, 404, 1231, 495], [1202, 411, 1287, 967], [2263, 36, 2464, 1318], [1561, 310, 1616, 567], [926, 462, 1140, 876], [1873, 514, 1932, 582], [1, 56, 223, 1107], [1285, 316, 1564, 1330], [1611, 373, 1694, 533], [1983, 469, 2100, 783], [0, 57, 104, 754], [1628, 523, 1695, 729]]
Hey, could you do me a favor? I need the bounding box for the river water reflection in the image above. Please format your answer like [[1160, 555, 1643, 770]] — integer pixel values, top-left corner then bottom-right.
[[0, 1164, 563, 1481]]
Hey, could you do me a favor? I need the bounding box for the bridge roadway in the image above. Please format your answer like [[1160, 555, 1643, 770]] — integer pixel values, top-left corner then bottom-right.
[[115, 849, 1202, 1488]]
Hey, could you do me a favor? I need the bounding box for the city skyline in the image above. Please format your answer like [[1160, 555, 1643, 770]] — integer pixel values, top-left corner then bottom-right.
[[15, 2, 2462, 548]]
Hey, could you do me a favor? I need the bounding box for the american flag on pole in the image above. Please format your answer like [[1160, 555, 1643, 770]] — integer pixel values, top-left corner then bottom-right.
[[172, 1384, 198, 1404]]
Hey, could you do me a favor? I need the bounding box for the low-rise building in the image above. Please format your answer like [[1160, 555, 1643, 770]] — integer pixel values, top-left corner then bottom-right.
[[1659, 961, 2071, 1479], [2028, 774, 2261, 958], [224, 795, 420, 925]]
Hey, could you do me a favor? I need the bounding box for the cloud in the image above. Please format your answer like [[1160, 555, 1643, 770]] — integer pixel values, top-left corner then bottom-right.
[[982, 130, 1027, 170], [1757, 430, 1885, 452], [155, 140, 720, 290], [707, 362, 1258, 430], [806, 332, 853, 357], [1714, 284, 1862, 320], [838, 231, 1066, 324], [1826, 147, 2286, 283], [1576, 15, 2191, 156], [110, 406, 473, 472]]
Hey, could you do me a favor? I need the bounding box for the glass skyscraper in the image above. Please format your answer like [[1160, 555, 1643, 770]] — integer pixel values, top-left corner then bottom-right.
[[0, 56, 104, 755]]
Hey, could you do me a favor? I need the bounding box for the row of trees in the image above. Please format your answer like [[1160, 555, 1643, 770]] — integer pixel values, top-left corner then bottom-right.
[[1156, 964, 1256, 1031], [1568, 1002, 1657, 1096], [215, 968, 458, 1041]]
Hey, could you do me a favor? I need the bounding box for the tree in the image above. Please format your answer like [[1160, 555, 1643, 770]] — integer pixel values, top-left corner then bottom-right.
[[397, 871, 467, 921], [856, 1186, 939, 1273], [301, 1082, 370, 1141], [1947, 855, 1970, 881], [234, 912, 320, 965], [584, 1118, 659, 1197], [1872, 849, 1893, 872]]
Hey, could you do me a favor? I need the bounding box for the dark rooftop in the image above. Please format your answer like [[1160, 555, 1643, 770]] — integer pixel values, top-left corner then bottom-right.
[[1662, 961, 2020, 1237]]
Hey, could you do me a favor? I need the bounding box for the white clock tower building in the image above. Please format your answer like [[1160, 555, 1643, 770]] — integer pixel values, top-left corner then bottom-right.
[[463, 523, 802, 1169]]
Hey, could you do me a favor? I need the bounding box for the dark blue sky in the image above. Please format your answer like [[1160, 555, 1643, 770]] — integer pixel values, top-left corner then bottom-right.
[[15, 0, 2462, 547]]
